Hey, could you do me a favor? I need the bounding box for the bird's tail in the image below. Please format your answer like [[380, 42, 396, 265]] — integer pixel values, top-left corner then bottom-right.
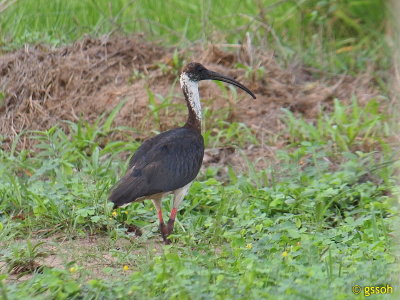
[[109, 175, 141, 208]]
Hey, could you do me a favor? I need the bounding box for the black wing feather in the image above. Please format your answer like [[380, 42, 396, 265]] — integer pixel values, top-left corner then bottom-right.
[[109, 127, 204, 207]]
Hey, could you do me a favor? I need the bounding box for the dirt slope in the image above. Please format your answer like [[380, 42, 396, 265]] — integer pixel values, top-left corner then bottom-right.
[[0, 35, 382, 169]]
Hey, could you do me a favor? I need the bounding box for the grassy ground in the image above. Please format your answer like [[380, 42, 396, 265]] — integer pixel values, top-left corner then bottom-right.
[[0, 0, 399, 299], [0, 0, 388, 73], [0, 99, 398, 299]]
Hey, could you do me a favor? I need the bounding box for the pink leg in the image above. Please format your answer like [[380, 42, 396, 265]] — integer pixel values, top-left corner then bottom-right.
[[152, 199, 169, 244], [167, 207, 178, 235], [166, 182, 191, 236], [170, 207, 178, 221]]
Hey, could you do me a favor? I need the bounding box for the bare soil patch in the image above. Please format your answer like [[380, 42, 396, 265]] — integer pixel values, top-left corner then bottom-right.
[[0, 35, 383, 169], [1, 232, 166, 282]]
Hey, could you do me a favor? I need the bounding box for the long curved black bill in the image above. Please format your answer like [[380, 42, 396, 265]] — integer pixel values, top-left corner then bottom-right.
[[204, 70, 256, 99]]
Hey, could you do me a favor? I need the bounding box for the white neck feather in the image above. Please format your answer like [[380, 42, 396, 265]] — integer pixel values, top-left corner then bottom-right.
[[180, 73, 202, 121]]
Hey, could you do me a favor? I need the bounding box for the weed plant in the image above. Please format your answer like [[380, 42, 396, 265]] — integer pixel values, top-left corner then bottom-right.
[[0, 98, 397, 299]]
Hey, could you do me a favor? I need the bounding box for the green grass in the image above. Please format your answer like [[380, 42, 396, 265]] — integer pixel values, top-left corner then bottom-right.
[[0, 99, 398, 299], [284, 98, 390, 152], [0, 0, 388, 73]]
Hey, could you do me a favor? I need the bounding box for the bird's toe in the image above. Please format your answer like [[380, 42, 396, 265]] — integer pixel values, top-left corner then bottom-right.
[[160, 222, 170, 244]]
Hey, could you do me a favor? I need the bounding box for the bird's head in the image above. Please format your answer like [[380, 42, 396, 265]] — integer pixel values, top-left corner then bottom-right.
[[181, 62, 256, 99]]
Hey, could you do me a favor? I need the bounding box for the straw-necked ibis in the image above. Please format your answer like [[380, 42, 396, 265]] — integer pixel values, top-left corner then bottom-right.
[[109, 62, 256, 244]]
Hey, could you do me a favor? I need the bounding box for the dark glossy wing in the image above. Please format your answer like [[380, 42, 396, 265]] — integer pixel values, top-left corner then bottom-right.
[[109, 127, 204, 207]]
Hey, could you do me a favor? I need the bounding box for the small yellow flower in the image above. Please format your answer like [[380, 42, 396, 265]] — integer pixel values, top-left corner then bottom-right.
[[296, 242, 301, 246], [69, 267, 77, 273], [123, 265, 129, 271], [112, 211, 118, 217], [282, 251, 288, 257], [245, 243, 253, 249], [124, 211, 129, 215]]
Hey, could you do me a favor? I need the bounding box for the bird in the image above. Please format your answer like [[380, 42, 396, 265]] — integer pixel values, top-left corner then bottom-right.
[[109, 62, 256, 244]]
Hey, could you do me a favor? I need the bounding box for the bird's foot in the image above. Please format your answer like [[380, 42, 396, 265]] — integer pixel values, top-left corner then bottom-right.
[[167, 218, 175, 236], [159, 222, 171, 245], [160, 219, 176, 245], [159, 219, 175, 245]]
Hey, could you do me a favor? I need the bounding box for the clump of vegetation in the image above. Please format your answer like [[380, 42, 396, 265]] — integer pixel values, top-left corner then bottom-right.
[[1, 241, 48, 277], [284, 99, 389, 152]]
